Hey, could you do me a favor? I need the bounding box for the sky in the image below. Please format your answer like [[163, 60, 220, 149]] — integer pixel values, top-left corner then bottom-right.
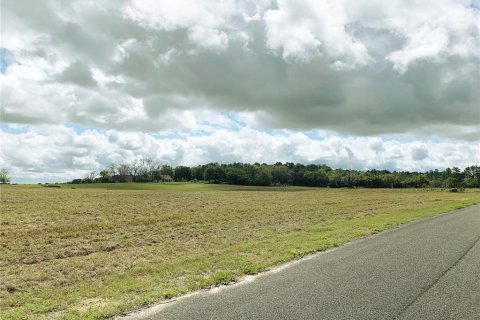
[[1, 0, 479, 183]]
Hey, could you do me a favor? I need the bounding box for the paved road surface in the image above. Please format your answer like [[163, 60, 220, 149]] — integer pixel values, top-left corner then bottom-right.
[[124, 205, 480, 320]]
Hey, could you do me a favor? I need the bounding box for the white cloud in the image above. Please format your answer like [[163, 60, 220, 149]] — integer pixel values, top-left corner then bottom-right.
[[264, 0, 479, 70], [188, 26, 229, 51], [123, 0, 237, 50], [264, 0, 371, 66], [0, 64, 75, 124]]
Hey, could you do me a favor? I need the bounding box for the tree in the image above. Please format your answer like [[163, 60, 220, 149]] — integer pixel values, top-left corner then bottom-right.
[[108, 163, 117, 176], [272, 165, 290, 185], [203, 164, 226, 183], [136, 158, 158, 182], [117, 163, 131, 176], [191, 166, 205, 181], [445, 176, 458, 188], [0, 169, 11, 184], [99, 169, 112, 183], [463, 165, 480, 187], [226, 167, 249, 185], [254, 168, 272, 186], [83, 171, 97, 183], [304, 169, 329, 187], [160, 164, 174, 176], [328, 170, 343, 187], [316, 169, 329, 187], [130, 159, 140, 180], [174, 166, 192, 181]]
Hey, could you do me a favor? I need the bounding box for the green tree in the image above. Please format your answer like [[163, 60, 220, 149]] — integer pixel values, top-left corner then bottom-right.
[[271, 165, 290, 185], [304, 169, 329, 187], [254, 168, 272, 186], [191, 166, 205, 181], [226, 167, 249, 185], [328, 170, 343, 187], [0, 169, 11, 184], [445, 176, 458, 188], [204, 164, 226, 183], [99, 169, 112, 183], [160, 164, 174, 176], [174, 166, 192, 181], [463, 165, 480, 187]]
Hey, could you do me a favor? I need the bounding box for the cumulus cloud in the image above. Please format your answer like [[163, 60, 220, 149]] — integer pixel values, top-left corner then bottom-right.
[[264, 0, 371, 66]]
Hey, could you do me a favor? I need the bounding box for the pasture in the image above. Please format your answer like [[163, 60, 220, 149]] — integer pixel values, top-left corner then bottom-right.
[[1, 184, 479, 319]]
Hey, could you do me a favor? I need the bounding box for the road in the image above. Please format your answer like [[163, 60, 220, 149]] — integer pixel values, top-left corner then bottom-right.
[[122, 205, 480, 320]]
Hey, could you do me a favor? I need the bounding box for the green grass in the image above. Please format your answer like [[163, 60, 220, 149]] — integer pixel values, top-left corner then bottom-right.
[[65, 182, 216, 191], [1, 184, 479, 319], [65, 182, 313, 191]]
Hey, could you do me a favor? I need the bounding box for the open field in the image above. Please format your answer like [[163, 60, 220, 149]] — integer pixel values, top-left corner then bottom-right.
[[1, 184, 479, 319]]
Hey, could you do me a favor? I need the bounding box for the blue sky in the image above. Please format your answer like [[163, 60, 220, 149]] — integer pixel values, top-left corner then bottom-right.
[[1, 0, 479, 183], [0, 48, 11, 74]]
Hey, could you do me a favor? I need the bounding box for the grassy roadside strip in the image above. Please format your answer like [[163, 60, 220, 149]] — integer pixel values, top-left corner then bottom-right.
[[1, 186, 479, 319]]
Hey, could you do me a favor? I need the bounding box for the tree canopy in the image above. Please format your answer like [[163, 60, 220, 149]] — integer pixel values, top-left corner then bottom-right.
[[0, 169, 10, 184]]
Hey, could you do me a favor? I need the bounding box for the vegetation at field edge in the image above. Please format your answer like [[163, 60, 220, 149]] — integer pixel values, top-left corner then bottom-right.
[[72, 159, 480, 189]]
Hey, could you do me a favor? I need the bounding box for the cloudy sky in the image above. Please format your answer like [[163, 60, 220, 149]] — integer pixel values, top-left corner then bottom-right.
[[1, 0, 479, 183]]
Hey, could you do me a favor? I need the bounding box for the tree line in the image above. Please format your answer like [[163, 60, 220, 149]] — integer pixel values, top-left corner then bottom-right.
[[71, 158, 480, 188]]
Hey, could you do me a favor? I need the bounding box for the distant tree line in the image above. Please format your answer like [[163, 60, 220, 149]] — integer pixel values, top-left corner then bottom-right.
[[70, 158, 480, 189]]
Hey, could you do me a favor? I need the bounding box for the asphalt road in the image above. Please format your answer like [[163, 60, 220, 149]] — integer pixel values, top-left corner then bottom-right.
[[123, 205, 480, 320]]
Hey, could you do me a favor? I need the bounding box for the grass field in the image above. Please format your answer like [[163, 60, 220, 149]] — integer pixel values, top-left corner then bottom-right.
[[1, 184, 479, 319]]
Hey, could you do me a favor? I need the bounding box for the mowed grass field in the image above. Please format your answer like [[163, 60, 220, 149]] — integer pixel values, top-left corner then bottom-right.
[[1, 184, 479, 319]]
